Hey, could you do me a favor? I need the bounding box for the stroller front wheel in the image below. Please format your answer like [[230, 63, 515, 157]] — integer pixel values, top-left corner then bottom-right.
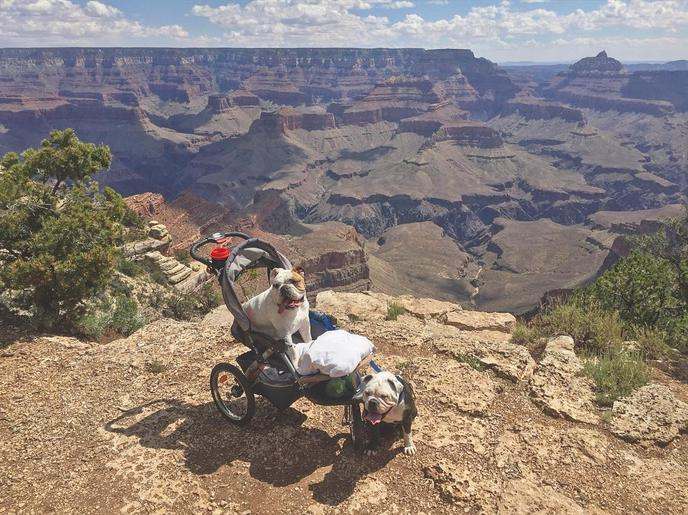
[[210, 363, 256, 425]]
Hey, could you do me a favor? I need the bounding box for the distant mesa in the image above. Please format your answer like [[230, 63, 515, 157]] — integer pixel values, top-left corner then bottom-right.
[[228, 89, 260, 107], [435, 121, 503, 149], [545, 50, 680, 115], [206, 90, 261, 113], [256, 106, 336, 134], [569, 50, 625, 75]]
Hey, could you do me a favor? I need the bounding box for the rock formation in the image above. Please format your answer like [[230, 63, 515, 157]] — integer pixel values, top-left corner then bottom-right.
[[2, 289, 687, 513]]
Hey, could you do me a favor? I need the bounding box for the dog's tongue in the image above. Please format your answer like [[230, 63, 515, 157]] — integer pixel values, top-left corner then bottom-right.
[[278, 298, 301, 314], [365, 412, 383, 425]]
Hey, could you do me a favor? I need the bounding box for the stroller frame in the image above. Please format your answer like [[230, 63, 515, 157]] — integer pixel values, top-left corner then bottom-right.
[[190, 231, 366, 447]]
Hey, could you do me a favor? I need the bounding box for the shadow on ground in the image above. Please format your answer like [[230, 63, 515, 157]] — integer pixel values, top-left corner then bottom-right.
[[104, 398, 396, 506]]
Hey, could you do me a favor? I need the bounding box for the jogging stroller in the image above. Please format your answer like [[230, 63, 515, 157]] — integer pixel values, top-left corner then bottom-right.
[[190, 232, 367, 447]]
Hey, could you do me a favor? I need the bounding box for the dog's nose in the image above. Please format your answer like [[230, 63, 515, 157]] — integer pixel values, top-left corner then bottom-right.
[[368, 398, 379, 411]]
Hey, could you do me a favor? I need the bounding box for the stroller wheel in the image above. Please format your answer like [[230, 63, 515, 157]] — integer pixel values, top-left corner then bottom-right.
[[210, 363, 255, 425]]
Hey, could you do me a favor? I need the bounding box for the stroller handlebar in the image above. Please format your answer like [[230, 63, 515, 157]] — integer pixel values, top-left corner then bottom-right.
[[189, 231, 251, 268]]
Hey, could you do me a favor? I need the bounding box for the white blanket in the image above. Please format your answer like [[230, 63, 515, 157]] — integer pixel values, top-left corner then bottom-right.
[[293, 329, 375, 377]]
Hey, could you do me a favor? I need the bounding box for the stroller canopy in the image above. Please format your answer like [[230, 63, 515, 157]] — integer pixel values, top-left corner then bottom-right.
[[220, 238, 292, 332]]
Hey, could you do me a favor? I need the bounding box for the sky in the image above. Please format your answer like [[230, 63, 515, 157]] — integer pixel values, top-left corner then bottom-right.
[[0, 0, 687, 63]]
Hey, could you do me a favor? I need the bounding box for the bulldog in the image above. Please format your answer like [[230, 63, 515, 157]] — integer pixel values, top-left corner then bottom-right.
[[243, 267, 312, 360], [355, 371, 418, 456]]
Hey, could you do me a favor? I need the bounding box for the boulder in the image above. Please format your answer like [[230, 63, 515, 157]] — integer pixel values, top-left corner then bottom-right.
[[148, 223, 170, 240], [395, 295, 460, 320], [610, 384, 688, 445], [315, 290, 390, 322], [443, 310, 515, 333], [435, 331, 535, 382], [528, 336, 599, 424]]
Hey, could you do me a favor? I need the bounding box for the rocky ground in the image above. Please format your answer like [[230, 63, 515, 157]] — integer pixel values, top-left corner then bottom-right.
[[1, 291, 687, 514]]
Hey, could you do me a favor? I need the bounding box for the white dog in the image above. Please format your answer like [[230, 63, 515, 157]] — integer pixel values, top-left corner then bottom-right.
[[242, 266, 312, 361]]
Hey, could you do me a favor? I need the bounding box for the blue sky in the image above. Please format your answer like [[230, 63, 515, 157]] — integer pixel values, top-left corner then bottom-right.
[[1, 1, 687, 63]]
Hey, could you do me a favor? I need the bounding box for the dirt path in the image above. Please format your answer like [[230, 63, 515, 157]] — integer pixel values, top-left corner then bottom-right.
[[1, 318, 687, 514]]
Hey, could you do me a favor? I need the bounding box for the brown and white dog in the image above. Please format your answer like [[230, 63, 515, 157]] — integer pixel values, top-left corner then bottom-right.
[[242, 267, 312, 359]]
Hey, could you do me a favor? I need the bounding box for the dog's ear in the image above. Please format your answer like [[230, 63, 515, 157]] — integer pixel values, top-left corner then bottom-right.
[[353, 374, 373, 401], [293, 265, 305, 278], [387, 378, 402, 397], [270, 267, 282, 281]]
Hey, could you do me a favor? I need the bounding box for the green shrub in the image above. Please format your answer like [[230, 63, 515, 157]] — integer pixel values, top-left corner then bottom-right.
[[110, 296, 146, 336], [0, 129, 119, 329], [161, 294, 199, 321], [76, 295, 145, 340], [453, 353, 486, 372], [160, 284, 222, 321], [664, 313, 688, 353], [142, 260, 168, 285], [630, 326, 672, 360], [386, 302, 407, 321], [174, 248, 191, 265], [583, 348, 649, 406], [592, 251, 680, 327], [77, 310, 111, 340], [117, 257, 145, 278], [510, 321, 546, 359], [196, 283, 223, 313], [535, 297, 624, 355]]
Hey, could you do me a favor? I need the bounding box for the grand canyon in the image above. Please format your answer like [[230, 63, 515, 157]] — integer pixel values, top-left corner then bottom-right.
[[1, 48, 686, 312]]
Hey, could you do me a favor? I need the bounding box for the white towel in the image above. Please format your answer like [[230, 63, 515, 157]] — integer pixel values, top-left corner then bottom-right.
[[293, 329, 375, 377]]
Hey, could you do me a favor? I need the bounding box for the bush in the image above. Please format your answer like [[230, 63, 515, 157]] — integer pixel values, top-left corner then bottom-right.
[[117, 257, 145, 278], [534, 296, 624, 355], [161, 285, 221, 321], [510, 322, 546, 359], [142, 260, 168, 285], [583, 348, 649, 406], [174, 248, 191, 265], [386, 302, 407, 321], [77, 295, 145, 340], [0, 129, 120, 329], [110, 296, 146, 336], [592, 250, 680, 327], [630, 326, 672, 360]]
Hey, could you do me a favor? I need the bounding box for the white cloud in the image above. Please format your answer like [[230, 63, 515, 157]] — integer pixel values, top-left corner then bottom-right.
[[383, 1, 415, 8], [191, 0, 688, 50], [0, 0, 189, 46]]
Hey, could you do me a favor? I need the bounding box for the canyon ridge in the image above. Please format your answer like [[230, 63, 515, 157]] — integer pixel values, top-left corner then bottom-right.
[[1, 48, 686, 312]]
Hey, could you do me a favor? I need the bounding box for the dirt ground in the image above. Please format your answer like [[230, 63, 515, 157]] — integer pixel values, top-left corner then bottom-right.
[[1, 316, 687, 514]]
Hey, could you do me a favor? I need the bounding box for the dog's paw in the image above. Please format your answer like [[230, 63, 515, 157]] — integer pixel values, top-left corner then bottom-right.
[[403, 443, 417, 456], [364, 448, 379, 456]]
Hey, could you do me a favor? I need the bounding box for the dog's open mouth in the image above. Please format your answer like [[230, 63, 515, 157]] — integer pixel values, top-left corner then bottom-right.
[[278, 296, 304, 313], [364, 410, 383, 425]]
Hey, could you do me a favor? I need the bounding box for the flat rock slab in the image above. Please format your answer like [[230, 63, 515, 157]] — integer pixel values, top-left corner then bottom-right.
[[315, 290, 390, 322], [444, 310, 516, 333], [412, 358, 498, 416], [396, 295, 461, 319], [435, 332, 535, 382], [611, 384, 688, 445], [529, 336, 599, 424], [498, 479, 586, 514]]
